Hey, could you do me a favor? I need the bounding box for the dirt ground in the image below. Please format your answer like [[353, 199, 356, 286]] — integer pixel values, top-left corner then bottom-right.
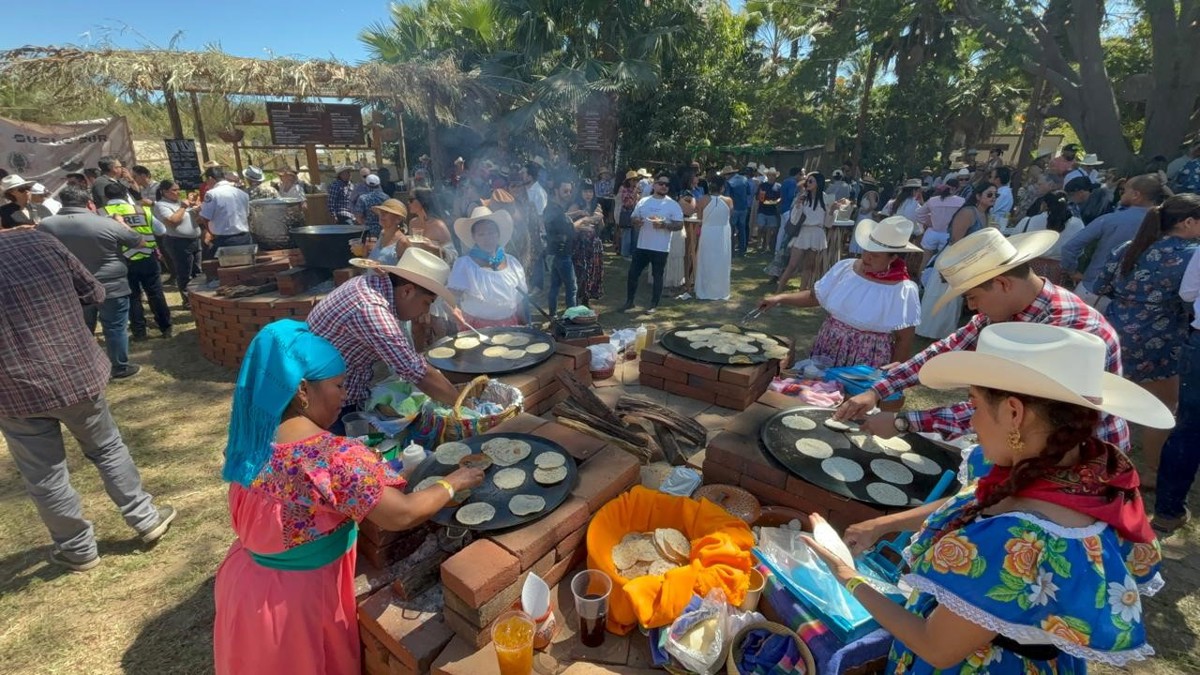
[[0, 252, 1195, 673]]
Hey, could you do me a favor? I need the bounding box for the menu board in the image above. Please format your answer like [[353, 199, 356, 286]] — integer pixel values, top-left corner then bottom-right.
[[266, 102, 365, 146], [575, 94, 615, 153], [164, 138, 203, 190]]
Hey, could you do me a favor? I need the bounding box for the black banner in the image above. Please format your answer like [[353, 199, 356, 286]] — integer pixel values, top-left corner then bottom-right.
[[164, 138, 203, 190]]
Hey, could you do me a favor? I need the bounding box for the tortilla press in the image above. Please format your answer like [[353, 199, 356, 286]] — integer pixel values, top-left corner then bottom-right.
[[855, 469, 957, 584]]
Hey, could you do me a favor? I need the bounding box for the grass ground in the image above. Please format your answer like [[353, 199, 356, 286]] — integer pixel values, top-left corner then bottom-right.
[[0, 250, 1196, 673]]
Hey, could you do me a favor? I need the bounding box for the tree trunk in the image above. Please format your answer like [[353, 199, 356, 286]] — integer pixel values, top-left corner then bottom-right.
[[1139, 0, 1200, 160], [1015, 73, 1050, 188], [424, 99, 442, 183], [851, 46, 882, 170]]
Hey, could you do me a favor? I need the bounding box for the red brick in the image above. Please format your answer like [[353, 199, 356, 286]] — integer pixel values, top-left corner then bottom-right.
[[487, 412, 548, 436], [554, 342, 589, 370], [663, 379, 717, 404], [531, 388, 570, 416], [440, 540, 520, 607], [638, 373, 665, 390], [534, 354, 573, 388], [571, 445, 639, 511], [357, 588, 455, 673], [640, 343, 667, 365], [714, 392, 757, 411], [554, 524, 589, 560], [723, 403, 779, 439], [545, 544, 586, 589], [442, 549, 555, 626], [688, 373, 750, 400], [741, 451, 788, 489], [497, 370, 539, 396], [532, 422, 609, 462], [442, 606, 492, 649], [702, 461, 743, 487], [489, 497, 589, 571], [639, 361, 688, 384], [522, 381, 563, 412], [717, 364, 762, 387], [663, 352, 722, 380], [705, 430, 760, 472]]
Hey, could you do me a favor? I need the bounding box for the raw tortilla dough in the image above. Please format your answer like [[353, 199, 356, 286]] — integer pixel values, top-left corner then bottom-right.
[[428, 347, 456, 359], [526, 342, 551, 355], [534, 452, 566, 469], [534, 466, 568, 485], [434, 441, 472, 465], [901, 452, 942, 476], [455, 502, 496, 525], [782, 415, 817, 431], [872, 436, 912, 454], [821, 456, 865, 482], [794, 438, 834, 459], [870, 458, 914, 485], [493, 468, 527, 490], [509, 494, 546, 516], [866, 482, 909, 506], [454, 336, 481, 350], [824, 418, 855, 432]]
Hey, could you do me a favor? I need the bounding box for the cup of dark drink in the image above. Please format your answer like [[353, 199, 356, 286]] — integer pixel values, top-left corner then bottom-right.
[[570, 570, 612, 648]]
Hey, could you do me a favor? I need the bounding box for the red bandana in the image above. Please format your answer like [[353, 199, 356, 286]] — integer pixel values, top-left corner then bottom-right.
[[864, 257, 910, 283], [975, 438, 1155, 543]]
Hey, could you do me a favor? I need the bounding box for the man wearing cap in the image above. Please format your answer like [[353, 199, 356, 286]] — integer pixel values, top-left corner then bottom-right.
[[244, 166, 277, 201], [198, 166, 252, 250], [757, 168, 783, 253], [327, 166, 356, 225], [828, 169, 852, 203], [1061, 173, 1170, 306], [307, 247, 462, 426], [349, 167, 373, 209], [354, 174, 389, 238], [1064, 153, 1102, 187], [727, 166, 753, 256], [30, 183, 61, 215], [835, 227, 1131, 452]]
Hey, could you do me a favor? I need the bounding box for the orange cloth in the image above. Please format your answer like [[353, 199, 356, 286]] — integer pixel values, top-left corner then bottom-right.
[[586, 486, 755, 634]]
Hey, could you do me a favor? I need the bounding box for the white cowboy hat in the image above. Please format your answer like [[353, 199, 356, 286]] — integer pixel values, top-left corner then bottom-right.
[[920, 323, 1175, 429], [854, 216, 923, 254], [1078, 153, 1104, 166], [1, 174, 35, 194], [30, 182, 48, 195], [930, 228, 1059, 316], [901, 178, 923, 189], [765, 167, 779, 176], [349, 248, 456, 308], [453, 205, 514, 249], [336, 165, 355, 174], [637, 168, 651, 178]]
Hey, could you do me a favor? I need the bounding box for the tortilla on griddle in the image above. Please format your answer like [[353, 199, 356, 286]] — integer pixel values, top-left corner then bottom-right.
[[821, 457, 865, 482], [455, 502, 496, 526], [534, 452, 566, 469], [866, 482, 909, 506], [428, 347, 456, 359], [413, 475, 446, 492], [492, 467, 527, 490], [500, 348, 526, 359], [434, 441, 472, 465], [482, 438, 532, 466], [526, 343, 551, 355], [794, 438, 834, 459], [482, 345, 508, 357], [870, 458, 914, 485], [506, 335, 531, 347], [782, 415, 817, 431], [534, 465, 567, 485], [901, 452, 942, 475], [490, 333, 514, 345], [454, 336, 481, 350], [508, 494, 545, 516]]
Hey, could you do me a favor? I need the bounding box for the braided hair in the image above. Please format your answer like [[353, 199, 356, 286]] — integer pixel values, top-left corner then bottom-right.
[[929, 387, 1100, 543]]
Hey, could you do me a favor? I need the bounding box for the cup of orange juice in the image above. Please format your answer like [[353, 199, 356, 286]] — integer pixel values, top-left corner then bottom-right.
[[492, 610, 535, 675]]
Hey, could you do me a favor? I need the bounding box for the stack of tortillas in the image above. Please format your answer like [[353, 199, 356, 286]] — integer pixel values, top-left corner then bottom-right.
[[610, 528, 691, 580]]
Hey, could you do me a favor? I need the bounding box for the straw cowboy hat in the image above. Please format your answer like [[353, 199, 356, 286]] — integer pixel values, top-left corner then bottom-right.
[[336, 164, 355, 175], [637, 168, 651, 178], [930, 228, 1058, 316], [349, 247, 456, 307], [454, 205, 514, 249], [901, 178, 923, 189], [854, 216, 923, 254], [371, 198, 408, 219], [765, 167, 780, 176], [625, 170, 640, 181], [719, 165, 738, 175], [920, 323, 1175, 429], [1079, 153, 1105, 166], [1, 174, 35, 195]]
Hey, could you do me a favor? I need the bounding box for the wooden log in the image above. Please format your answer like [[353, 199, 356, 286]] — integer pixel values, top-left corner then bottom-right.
[[616, 395, 708, 448], [653, 423, 681, 465], [555, 370, 623, 427]]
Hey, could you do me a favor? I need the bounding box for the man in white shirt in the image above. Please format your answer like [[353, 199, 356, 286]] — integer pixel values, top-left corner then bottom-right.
[[621, 174, 684, 314], [989, 166, 1014, 226], [520, 162, 548, 215], [198, 166, 252, 249]]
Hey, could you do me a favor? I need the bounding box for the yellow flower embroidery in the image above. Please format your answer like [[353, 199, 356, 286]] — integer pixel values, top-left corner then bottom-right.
[[1126, 542, 1161, 578], [929, 533, 979, 575], [1040, 615, 1090, 646], [1002, 531, 1045, 581]]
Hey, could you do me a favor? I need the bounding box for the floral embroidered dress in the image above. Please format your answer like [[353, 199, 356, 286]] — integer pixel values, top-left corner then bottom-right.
[[1094, 237, 1198, 381], [214, 432, 404, 674], [888, 447, 1164, 674]]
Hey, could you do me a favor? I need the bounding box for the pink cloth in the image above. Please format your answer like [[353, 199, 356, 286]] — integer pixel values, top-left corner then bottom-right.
[[769, 378, 844, 407], [213, 432, 405, 675]]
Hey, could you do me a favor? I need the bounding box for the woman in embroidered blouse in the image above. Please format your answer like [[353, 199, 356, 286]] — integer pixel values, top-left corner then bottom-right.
[[213, 320, 483, 675], [805, 323, 1173, 675], [447, 206, 528, 329], [1093, 194, 1200, 488], [759, 216, 922, 368]]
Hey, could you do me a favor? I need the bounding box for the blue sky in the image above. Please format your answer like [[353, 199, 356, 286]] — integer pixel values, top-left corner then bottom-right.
[[4, 1, 397, 63]]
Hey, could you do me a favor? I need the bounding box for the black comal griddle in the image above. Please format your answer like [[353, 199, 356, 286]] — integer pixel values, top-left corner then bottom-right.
[[759, 407, 961, 508], [660, 324, 789, 366], [404, 433, 578, 532], [424, 327, 556, 375]]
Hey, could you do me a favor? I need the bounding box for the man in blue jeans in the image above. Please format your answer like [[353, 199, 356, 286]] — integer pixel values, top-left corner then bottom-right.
[[726, 166, 753, 256], [542, 175, 578, 316], [39, 185, 144, 378]]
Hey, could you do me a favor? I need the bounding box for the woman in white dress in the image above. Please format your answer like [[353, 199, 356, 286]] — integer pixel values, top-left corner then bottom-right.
[[447, 206, 528, 329], [775, 172, 841, 292], [759, 216, 922, 368], [694, 176, 733, 300], [663, 192, 689, 289]]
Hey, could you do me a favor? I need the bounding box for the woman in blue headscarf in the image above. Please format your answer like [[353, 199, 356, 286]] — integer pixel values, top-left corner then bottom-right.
[[213, 320, 483, 675]]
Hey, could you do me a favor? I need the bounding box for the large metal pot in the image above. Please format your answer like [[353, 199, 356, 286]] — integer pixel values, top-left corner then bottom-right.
[[293, 224, 365, 269], [249, 197, 306, 250]]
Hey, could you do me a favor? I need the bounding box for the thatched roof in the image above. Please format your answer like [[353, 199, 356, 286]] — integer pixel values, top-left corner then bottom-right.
[[0, 46, 485, 119]]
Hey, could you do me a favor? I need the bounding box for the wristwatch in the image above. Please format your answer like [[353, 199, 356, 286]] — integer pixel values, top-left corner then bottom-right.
[[893, 415, 910, 434]]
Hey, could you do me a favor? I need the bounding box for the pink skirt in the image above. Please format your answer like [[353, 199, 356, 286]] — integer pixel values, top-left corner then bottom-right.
[[810, 316, 894, 368]]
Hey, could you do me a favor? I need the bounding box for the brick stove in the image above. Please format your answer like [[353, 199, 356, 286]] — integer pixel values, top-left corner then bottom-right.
[[636, 341, 794, 411], [357, 413, 643, 672], [442, 343, 593, 417]]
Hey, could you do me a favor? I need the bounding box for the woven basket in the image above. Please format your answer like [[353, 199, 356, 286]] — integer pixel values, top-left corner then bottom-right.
[[726, 621, 816, 675], [436, 375, 522, 443]]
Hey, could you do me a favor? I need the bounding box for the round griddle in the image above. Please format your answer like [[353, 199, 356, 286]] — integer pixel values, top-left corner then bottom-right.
[[404, 433, 578, 532], [660, 324, 789, 366], [759, 407, 961, 508], [424, 327, 556, 375]]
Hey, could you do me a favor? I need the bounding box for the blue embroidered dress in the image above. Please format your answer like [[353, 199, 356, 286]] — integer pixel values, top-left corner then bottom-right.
[[886, 446, 1164, 673]]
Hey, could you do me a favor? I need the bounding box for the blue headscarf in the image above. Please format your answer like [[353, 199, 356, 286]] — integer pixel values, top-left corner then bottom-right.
[[222, 319, 346, 486]]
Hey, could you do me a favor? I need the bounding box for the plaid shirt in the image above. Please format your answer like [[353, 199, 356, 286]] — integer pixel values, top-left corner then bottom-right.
[[0, 230, 110, 417], [874, 280, 1131, 450], [355, 189, 390, 238], [327, 178, 354, 222], [307, 272, 428, 406]]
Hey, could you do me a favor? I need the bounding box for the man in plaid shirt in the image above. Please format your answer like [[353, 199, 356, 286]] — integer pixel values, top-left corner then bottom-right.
[[837, 229, 1131, 452], [327, 166, 356, 224], [0, 229, 176, 571]]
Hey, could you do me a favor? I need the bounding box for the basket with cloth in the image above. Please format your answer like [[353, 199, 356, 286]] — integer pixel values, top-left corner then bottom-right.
[[408, 375, 522, 446]]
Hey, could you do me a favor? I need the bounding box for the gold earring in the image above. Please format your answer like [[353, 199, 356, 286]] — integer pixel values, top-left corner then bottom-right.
[[301, 399, 309, 411], [1008, 429, 1024, 456]]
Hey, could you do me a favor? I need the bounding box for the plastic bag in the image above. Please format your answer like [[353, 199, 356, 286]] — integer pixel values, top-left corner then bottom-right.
[[757, 527, 860, 622], [587, 343, 618, 371], [665, 589, 730, 675]]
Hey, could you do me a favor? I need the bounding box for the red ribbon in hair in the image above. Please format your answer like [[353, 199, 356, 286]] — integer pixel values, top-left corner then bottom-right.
[[863, 256, 911, 283], [974, 438, 1155, 543]]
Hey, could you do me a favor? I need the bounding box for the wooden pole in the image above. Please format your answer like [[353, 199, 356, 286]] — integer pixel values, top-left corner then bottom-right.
[[394, 98, 409, 181], [163, 85, 185, 139], [371, 111, 384, 170], [305, 143, 322, 186], [188, 91, 211, 163], [233, 141, 243, 176]]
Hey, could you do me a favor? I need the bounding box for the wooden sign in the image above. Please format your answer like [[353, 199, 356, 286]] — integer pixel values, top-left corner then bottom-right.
[[266, 102, 365, 146], [575, 94, 616, 153], [164, 138, 203, 190]]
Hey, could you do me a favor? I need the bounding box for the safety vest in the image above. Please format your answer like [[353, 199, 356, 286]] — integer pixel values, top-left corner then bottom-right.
[[105, 202, 156, 261]]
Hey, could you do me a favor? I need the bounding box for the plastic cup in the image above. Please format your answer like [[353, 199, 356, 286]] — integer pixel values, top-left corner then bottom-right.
[[571, 570, 612, 648], [341, 412, 372, 438], [739, 568, 766, 611], [492, 610, 535, 675]]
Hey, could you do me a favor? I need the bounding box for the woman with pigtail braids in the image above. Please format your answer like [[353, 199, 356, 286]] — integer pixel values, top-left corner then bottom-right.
[[804, 323, 1175, 674]]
